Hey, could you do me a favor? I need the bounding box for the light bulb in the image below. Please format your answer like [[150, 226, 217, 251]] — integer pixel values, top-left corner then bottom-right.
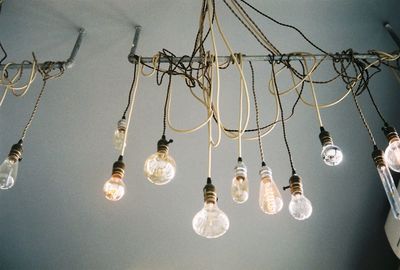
[[192, 179, 230, 238], [103, 156, 126, 201], [373, 148, 400, 219], [144, 136, 176, 185], [287, 174, 312, 221], [231, 159, 249, 203], [384, 138, 400, 172], [0, 141, 23, 190], [319, 127, 343, 166], [321, 144, 343, 166], [258, 165, 283, 214], [113, 118, 127, 151]]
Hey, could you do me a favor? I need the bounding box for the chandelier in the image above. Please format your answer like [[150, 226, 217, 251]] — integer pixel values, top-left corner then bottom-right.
[[1, 0, 399, 239]]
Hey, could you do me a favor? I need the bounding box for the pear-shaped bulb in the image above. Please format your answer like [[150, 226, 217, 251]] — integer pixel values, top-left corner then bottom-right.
[[192, 202, 230, 239], [113, 118, 127, 151], [103, 175, 126, 201], [231, 160, 249, 204], [0, 157, 18, 190], [289, 194, 313, 220], [258, 166, 283, 215]]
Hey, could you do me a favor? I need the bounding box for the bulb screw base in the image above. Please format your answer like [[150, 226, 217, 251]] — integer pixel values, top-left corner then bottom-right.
[[372, 147, 386, 167], [157, 135, 173, 154], [8, 141, 23, 162], [289, 174, 303, 196], [382, 125, 399, 143], [203, 178, 217, 204], [319, 127, 333, 146], [112, 156, 125, 178], [117, 118, 127, 132]]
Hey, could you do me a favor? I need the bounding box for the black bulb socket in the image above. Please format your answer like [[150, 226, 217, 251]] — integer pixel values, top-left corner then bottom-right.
[[382, 125, 399, 143], [8, 140, 23, 162]]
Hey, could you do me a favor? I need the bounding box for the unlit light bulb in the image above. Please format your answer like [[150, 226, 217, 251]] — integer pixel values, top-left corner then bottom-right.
[[192, 179, 229, 238], [231, 159, 249, 204], [113, 118, 127, 151], [258, 165, 283, 215], [288, 174, 312, 221], [384, 137, 400, 172], [103, 156, 126, 201], [144, 136, 176, 185], [0, 141, 23, 190], [373, 147, 400, 219], [319, 128, 343, 166]]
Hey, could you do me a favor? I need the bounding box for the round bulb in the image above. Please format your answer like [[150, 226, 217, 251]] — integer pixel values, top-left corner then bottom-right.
[[321, 144, 343, 166], [289, 194, 313, 220], [103, 176, 126, 201], [231, 161, 249, 203], [384, 138, 400, 172], [192, 202, 230, 238], [144, 151, 176, 185], [0, 158, 18, 190], [113, 119, 127, 151], [258, 166, 283, 214]]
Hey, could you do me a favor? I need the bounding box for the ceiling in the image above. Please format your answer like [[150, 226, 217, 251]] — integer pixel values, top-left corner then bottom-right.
[[0, 0, 400, 269]]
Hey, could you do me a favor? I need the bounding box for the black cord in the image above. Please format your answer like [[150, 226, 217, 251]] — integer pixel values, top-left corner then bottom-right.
[[249, 61, 265, 164], [0, 42, 7, 65], [122, 62, 138, 119], [271, 62, 296, 175], [162, 69, 173, 136]]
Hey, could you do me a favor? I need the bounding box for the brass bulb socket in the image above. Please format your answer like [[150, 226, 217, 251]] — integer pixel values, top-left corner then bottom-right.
[[112, 159, 125, 179], [383, 125, 399, 143], [157, 145, 169, 154], [371, 148, 385, 167], [203, 183, 217, 204], [8, 142, 23, 163], [319, 129, 333, 146], [289, 174, 303, 196], [157, 136, 173, 154]]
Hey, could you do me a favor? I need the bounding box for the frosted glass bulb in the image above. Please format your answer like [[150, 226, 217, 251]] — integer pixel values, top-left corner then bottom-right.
[[113, 119, 127, 151], [384, 138, 400, 172], [258, 166, 283, 214], [192, 202, 230, 238], [289, 194, 313, 220], [144, 151, 176, 185], [0, 158, 18, 190], [321, 143, 343, 166], [376, 164, 400, 219], [103, 176, 126, 201], [231, 160, 249, 203]]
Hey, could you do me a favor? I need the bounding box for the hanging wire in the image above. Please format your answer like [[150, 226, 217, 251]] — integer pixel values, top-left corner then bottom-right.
[[122, 63, 138, 119], [271, 62, 296, 175], [162, 67, 173, 137]]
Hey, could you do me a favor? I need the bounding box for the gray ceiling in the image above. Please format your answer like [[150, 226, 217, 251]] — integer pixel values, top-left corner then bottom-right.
[[0, 0, 400, 269]]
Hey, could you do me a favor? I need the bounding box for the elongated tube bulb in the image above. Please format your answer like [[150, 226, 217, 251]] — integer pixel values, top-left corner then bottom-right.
[[288, 174, 312, 220], [231, 159, 249, 204], [258, 165, 283, 214], [144, 137, 176, 185], [192, 179, 229, 238], [384, 137, 400, 172], [113, 118, 127, 151], [319, 128, 343, 166], [103, 157, 126, 201], [0, 142, 23, 190], [373, 148, 400, 219]]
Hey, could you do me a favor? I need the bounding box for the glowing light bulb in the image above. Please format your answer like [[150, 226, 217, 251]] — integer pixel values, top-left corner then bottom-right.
[[319, 128, 343, 166], [192, 179, 230, 238], [144, 136, 176, 185], [231, 159, 249, 203], [0, 141, 23, 190], [373, 148, 400, 219], [113, 118, 127, 151], [287, 174, 312, 221], [103, 156, 126, 201], [258, 165, 283, 214]]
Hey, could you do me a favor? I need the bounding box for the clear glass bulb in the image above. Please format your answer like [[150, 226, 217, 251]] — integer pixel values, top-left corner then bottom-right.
[[258, 166, 283, 214], [384, 138, 400, 172], [231, 160, 249, 203], [103, 175, 126, 201], [377, 164, 400, 219], [289, 194, 313, 220], [113, 119, 127, 151], [321, 143, 343, 166], [144, 151, 176, 185], [0, 157, 18, 190], [192, 202, 230, 238]]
